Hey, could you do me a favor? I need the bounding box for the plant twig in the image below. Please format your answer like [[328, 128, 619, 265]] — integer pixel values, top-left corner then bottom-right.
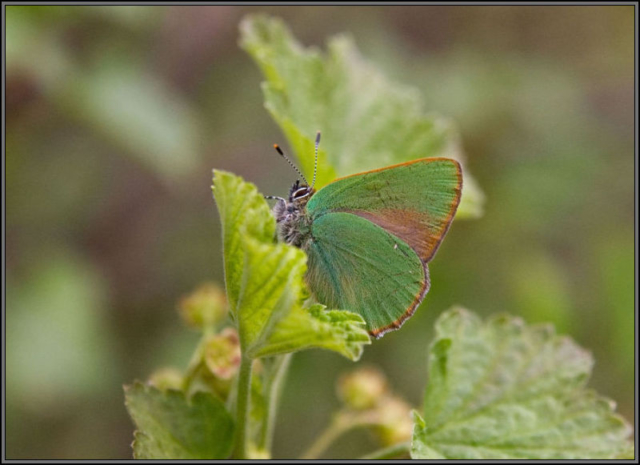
[[182, 337, 206, 392], [259, 353, 292, 453], [300, 412, 370, 460], [359, 441, 411, 460]]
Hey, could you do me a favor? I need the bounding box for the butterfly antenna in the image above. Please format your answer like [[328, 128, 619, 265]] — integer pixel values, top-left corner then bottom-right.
[[264, 195, 286, 202], [273, 144, 309, 185], [312, 131, 321, 189]]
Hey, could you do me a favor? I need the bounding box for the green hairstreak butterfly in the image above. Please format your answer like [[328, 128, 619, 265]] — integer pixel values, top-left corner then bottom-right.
[[267, 132, 462, 338]]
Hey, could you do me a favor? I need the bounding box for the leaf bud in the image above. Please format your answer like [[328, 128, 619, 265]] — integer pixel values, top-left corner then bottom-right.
[[179, 282, 227, 331], [204, 327, 241, 380], [337, 366, 388, 410]]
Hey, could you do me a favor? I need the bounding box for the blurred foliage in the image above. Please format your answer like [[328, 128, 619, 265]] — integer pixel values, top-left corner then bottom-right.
[[7, 253, 115, 403], [5, 5, 634, 459]]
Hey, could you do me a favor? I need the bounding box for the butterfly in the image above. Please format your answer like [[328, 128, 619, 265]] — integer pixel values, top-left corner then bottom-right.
[[267, 132, 462, 338]]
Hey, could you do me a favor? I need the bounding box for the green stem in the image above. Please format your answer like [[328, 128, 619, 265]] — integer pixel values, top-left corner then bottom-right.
[[259, 354, 292, 453], [233, 355, 253, 459], [359, 442, 411, 460], [182, 338, 206, 393], [182, 327, 220, 394], [299, 413, 357, 460]]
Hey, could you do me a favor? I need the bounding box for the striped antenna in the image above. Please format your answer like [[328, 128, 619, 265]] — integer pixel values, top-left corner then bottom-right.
[[264, 195, 286, 202], [312, 131, 321, 189], [274, 144, 309, 185]]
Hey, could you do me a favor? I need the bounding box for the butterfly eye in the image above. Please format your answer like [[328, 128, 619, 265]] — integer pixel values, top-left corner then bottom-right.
[[292, 188, 310, 200]]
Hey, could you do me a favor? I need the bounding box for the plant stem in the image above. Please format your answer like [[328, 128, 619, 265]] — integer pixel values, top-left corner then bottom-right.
[[359, 442, 411, 460], [259, 353, 292, 453], [300, 413, 356, 460], [182, 337, 206, 393], [233, 355, 253, 459]]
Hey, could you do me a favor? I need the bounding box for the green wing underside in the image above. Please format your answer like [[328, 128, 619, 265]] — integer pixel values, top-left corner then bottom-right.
[[304, 212, 428, 335], [307, 159, 462, 262]]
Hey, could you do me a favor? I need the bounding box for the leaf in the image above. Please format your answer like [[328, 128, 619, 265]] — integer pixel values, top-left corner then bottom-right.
[[411, 308, 633, 459], [212, 170, 370, 359], [237, 236, 307, 355], [254, 304, 370, 360], [124, 382, 234, 459], [212, 169, 275, 314], [240, 14, 484, 219]]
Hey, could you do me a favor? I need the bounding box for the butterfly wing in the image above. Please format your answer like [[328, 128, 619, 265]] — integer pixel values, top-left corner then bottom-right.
[[307, 158, 462, 263], [304, 212, 428, 338], [304, 158, 462, 337]]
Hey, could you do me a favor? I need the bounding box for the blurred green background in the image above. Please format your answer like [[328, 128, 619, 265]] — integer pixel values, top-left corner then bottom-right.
[[6, 5, 634, 459]]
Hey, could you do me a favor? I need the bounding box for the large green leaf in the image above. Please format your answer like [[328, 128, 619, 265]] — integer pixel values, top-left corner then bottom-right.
[[240, 14, 484, 219], [124, 382, 234, 459], [212, 170, 369, 360], [412, 308, 633, 459], [237, 235, 307, 355], [212, 169, 275, 314]]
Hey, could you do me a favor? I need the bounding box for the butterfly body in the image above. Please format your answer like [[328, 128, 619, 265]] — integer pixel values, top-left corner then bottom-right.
[[272, 156, 462, 339], [273, 180, 315, 247]]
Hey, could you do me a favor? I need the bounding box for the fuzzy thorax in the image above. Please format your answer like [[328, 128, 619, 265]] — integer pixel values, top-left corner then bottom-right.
[[272, 181, 315, 248]]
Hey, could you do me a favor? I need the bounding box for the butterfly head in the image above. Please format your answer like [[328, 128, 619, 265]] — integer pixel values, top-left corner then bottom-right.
[[289, 180, 315, 207], [266, 133, 321, 247]]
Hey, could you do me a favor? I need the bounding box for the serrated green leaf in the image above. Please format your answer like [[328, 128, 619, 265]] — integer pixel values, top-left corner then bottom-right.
[[254, 304, 370, 360], [240, 14, 484, 219], [238, 236, 307, 355], [212, 170, 370, 359], [411, 308, 633, 459], [212, 169, 275, 314], [411, 412, 446, 459], [124, 382, 234, 459]]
